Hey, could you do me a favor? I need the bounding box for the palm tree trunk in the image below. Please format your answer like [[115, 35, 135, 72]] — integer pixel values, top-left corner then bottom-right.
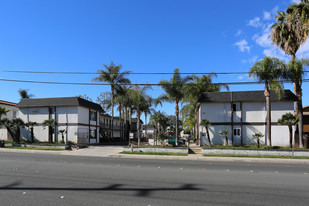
[[206, 126, 211, 146], [296, 83, 304, 148], [119, 103, 122, 140], [265, 83, 272, 146], [145, 113, 148, 139], [31, 128, 34, 143], [137, 107, 141, 146], [175, 100, 179, 147], [111, 86, 114, 140], [289, 125, 293, 148]]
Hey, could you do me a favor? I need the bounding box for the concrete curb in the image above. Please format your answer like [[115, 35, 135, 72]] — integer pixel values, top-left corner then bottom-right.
[[1, 147, 309, 164]]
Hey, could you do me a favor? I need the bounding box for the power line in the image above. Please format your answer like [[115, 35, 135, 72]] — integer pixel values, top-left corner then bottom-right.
[[1, 70, 250, 75], [0, 78, 308, 86]]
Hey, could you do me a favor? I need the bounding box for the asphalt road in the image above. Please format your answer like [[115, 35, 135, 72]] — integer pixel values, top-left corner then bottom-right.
[[0, 151, 309, 206]]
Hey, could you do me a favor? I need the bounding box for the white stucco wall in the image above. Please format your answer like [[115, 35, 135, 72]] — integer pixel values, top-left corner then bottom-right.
[[199, 100, 295, 147]]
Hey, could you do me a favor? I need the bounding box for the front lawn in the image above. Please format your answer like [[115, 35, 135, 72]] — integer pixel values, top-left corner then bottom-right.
[[203, 145, 309, 151]]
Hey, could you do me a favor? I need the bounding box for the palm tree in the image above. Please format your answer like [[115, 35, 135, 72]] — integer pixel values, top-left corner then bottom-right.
[[249, 56, 285, 146], [92, 61, 131, 140], [200, 119, 211, 146], [4, 118, 25, 142], [115, 85, 130, 141], [252, 133, 264, 148], [219, 129, 230, 146], [0, 106, 10, 120], [181, 74, 228, 142], [24, 121, 38, 143], [149, 111, 169, 144], [284, 59, 309, 148], [129, 85, 152, 146], [58, 129, 66, 143], [271, 0, 309, 147], [158, 68, 192, 146], [18, 89, 34, 100], [278, 113, 299, 148], [43, 119, 57, 142]]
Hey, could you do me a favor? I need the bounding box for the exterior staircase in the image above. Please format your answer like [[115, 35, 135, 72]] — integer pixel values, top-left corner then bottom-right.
[[189, 142, 202, 155]]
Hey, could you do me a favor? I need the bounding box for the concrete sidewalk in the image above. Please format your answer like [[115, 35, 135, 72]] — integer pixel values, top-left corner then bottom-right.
[[1, 146, 309, 164]]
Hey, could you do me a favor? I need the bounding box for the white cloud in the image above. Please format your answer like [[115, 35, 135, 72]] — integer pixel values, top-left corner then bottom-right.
[[235, 30, 242, 36], [263, 47, 289, 62], [263, 11, 271, 20], [241, 56, 258, 64], [297, 40, 309, 58], [248, 17, 261, 27], [256, 32, 272, 48], [291, 0, 300, 3], [235, 40, 251, 52]]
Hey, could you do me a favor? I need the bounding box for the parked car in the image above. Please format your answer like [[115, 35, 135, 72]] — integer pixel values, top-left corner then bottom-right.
[[168, 136, 185, 146]]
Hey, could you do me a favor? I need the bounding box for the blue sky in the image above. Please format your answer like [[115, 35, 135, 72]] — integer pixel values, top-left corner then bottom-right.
[[0, 0, 308, 120]]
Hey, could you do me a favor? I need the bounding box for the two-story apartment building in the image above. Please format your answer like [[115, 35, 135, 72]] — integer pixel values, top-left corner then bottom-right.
[[0, 100, 18, 140], [17, 97, 103, 144], [197, 90, 296, 147]]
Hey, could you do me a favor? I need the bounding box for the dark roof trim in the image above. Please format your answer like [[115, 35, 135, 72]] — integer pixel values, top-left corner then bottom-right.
[[17, 97, 103, 112], [198, 90, 297, 103]]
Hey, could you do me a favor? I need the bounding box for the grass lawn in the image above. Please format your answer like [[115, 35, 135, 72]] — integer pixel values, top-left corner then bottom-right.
[[3, 146, 65, 151], [203, 145, 309, 151], [203, 154, 309, 159], [120, 151, 188, 156]]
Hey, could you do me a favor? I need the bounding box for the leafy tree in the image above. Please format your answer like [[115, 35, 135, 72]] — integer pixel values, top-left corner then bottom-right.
[[58, 129, 66, 143], [96, 92, 112, 114], [157, 133, 168, 145], [278, 113, 299, 148], [92, 61, 131, 140], [159, 68, 192, 146], [43, 119, 57, 142], [77, 94, 93, 101], [200, 119, 211, 146], [25, 121, 37, 143], [166, 115, 182, 136], [18, 89, 34, 100], [271, 0, 309, 147], [252, 132, 264, 148], [249, 56, 285, 146], [219, 129, 230, 146]]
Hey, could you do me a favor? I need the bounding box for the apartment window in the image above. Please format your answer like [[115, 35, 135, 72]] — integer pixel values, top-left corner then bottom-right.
[[13, 111, 17, 119], [232, 103, 240, 111], [90, 129, 96, 139], [233, 128, 240, 136], [89, 111, 97, 121]]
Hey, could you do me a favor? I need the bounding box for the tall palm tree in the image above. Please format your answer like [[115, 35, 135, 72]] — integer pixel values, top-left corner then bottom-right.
[[115, 85, 130, 140], [129, 85, 152, 146], [200, 119, 211, 146], [271, 0, 309, 147], [96, 92, 112, 114], [249, 56, 285, 146], [43, 119, 57, 142], [92, 61, 131, 139], [181, 74, 228, 142], [158, 68, 192, 146], [278, 113, 299, 148], [149, 110, 169, 144], [284, 58, 309, 147], [24, 121, 38, 143], [18, 89, 34, 100], [141, 97, 161, 139]]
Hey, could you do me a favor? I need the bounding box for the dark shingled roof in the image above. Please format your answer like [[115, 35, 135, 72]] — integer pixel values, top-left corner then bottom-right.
[[17, 97, 103, 112], [198, 90, 296, 103]]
